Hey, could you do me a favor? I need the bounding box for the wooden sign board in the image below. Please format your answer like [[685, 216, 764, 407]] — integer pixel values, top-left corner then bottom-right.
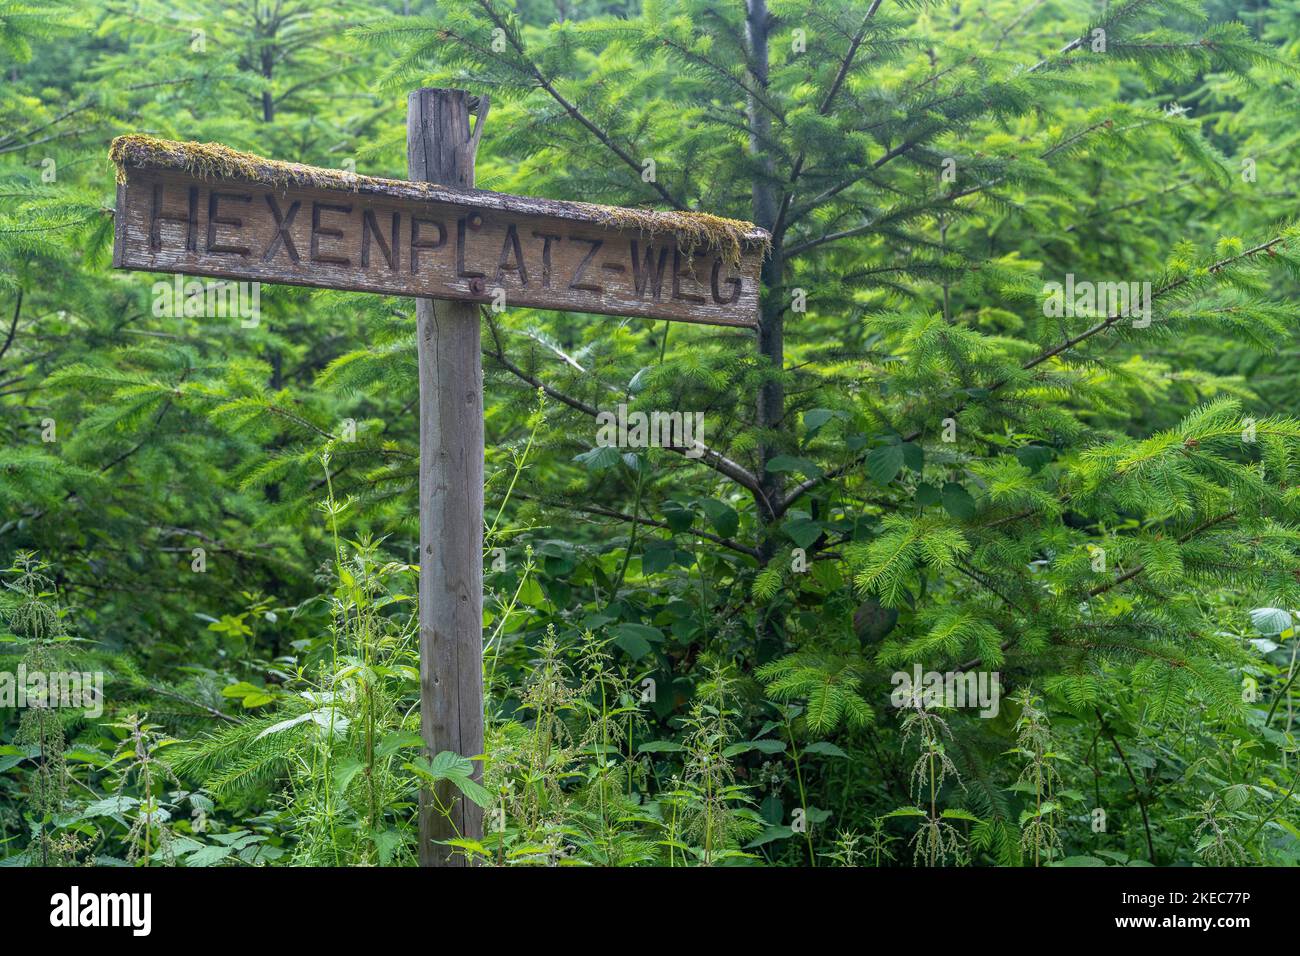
[[111, 137, 768, 328]]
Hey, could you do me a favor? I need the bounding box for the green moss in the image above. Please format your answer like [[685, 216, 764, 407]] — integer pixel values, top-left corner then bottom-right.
[[109, 134, 376, 192], [587, 205, 768, 267]]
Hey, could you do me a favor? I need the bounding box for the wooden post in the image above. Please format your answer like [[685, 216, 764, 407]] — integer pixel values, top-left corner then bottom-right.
[[407, 87, 486, 866]]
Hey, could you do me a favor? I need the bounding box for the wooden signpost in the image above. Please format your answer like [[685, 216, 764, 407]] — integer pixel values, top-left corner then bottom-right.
[[110, 87, 769, 866]]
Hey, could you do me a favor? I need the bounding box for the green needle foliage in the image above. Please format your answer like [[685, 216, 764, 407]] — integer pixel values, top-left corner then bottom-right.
[[3, 0, 1300, 866]]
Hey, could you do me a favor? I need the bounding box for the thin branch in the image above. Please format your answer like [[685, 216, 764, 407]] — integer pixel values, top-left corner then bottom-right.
[[511, 493, 761, 560], [1096, 708, 1158, 865], [659, 35, 786, 124], [0, 369, 193, 538], [954, 558, 1025, 613], [482, 316, 764, 496], [145, 686, 239, 724]]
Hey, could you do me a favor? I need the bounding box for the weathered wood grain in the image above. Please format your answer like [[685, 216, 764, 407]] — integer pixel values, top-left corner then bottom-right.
[[410, 88, 485, 867], [112, 149, 766, 327]]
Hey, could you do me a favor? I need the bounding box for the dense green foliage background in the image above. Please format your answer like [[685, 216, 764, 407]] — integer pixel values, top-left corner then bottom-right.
[[3, 0, 1300, 866]]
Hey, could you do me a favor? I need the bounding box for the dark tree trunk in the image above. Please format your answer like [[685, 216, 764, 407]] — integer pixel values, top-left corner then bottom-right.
[[746, 0, 785, 558]]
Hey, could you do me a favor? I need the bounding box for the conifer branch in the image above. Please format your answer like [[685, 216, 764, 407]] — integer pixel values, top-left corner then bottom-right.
[[954, 558, 1025, 613], [658, 35, 787, 123], [795, 1, 1195, 230], [1085, 511, 1237, 599], [775, 235, 1290, 516], [954, 510, 1239, 672], [787, 120, 1116, 257], [770, 0, 887, 242], [471, 0, 688, 210], [1, 368, 192, 537], [1028, 34, 1084, 74], [1020, 237, 1287, 375]]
